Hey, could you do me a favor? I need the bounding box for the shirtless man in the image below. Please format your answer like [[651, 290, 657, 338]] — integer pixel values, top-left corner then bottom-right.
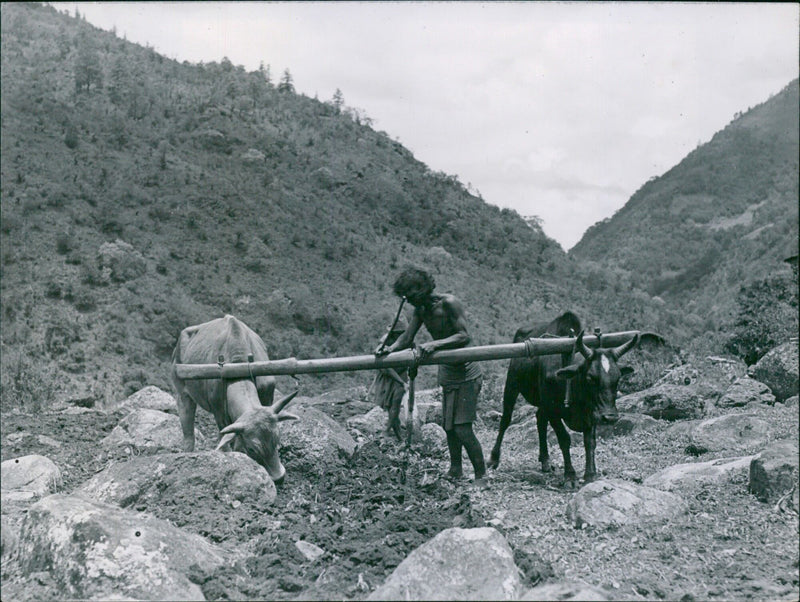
[[377, 267, 487, 486]]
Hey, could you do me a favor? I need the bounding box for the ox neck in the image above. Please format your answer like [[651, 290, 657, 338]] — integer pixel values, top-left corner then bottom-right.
[[224, 379, 259, 423]]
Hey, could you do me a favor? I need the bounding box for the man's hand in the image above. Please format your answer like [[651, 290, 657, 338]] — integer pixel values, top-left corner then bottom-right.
[[374, 344, 391, 356], [418, 341, 437, 357]]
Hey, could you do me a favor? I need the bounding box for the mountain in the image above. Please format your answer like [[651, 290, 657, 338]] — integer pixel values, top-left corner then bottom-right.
[[571, 79, 799, 346], [1, 3, 597, 404]]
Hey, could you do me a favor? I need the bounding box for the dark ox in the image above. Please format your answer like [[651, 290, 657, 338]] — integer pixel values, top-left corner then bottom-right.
[[171, 315, 298, 484], [487, 311, 638, 488]]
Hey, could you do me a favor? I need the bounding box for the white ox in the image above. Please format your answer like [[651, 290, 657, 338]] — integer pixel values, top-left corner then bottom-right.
[[171, 315, 298, 484]]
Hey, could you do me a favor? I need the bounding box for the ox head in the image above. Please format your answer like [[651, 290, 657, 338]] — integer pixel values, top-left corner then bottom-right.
[[216, 390, 299, 484], [556, 330, 639, 424]]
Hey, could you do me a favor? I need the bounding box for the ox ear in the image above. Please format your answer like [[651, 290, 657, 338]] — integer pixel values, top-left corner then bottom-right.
[[277, 412, 299, 422], [620, 366, 634, 378], [215, 431, 238, 451], [556, 365, 580, 380]]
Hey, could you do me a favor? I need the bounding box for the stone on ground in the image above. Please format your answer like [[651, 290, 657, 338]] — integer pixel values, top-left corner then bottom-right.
[[717, 377, 775, 408], [1, 514, 18, 558], [346, 406, 386, 435], [597, 413, 662, 439], [749, 440, 799, 503], [367, 527, 523, 601], [519, 581, 608, 601], [1, 454, 62, 499], [280, 405, 356, 477], [17, 494, 226, 601], [79, 451, 277, 508], [100, 408, 204, 454], [644, 456, 754, 490], [617, 384, 706, 420], [689, 414, 771, 453], [566, 479, 687, 528], [748, 342, 799, 403], [110, 385, 177, 413]]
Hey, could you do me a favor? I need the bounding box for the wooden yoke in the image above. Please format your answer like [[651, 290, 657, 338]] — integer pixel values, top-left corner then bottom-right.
[[174, 331, 641, 381]]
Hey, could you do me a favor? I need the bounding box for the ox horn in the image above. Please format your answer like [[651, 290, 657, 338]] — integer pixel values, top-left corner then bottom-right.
[[217, 416, 248, 450], [272, 390, 299, 414], [610, 332, 640, 361], [576, 330, 593, 360]]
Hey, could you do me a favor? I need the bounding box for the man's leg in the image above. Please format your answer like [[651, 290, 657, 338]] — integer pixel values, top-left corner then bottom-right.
[[445, 429, 464, 478], [453, 423, 486, 483]]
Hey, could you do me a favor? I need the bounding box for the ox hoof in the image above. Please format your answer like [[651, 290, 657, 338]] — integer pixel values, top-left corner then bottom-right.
[[541, 459, 554, 473], [562, 476, 578, 490], [583, 473, 598, 484], [487, 457, 500, 471]]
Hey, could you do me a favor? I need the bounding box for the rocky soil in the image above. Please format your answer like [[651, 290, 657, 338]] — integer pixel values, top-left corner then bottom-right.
[[1, 360, 798, 601]]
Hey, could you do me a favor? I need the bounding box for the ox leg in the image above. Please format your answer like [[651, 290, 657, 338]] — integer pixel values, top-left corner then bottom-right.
[[583, 426, 598, 483], [549, 417, 577, 489], [537, 408, 553, 473], [488, 377, 519, 470], [176, 391, 197, 452]]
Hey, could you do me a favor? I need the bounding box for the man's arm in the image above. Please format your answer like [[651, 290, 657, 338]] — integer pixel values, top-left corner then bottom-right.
[[379, 310, 422, 354]]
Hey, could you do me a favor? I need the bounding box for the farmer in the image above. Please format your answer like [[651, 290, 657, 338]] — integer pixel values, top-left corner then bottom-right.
[[376, 266, 487, 487], [370, 316, 408, 440]]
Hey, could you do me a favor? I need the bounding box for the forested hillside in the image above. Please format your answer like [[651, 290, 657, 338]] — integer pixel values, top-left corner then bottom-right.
[[0, 3, 597, 404], [572, 80, 799, 361]]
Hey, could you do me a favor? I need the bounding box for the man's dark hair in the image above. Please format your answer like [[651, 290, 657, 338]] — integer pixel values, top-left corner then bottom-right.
[[394, 267, 435, 299]]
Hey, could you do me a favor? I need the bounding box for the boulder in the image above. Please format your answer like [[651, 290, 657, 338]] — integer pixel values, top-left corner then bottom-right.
[[295, 540, 325, 562], [79, 451, 276, 509], [97, 239, 146, 283], [566, 479, 687, 528], [785, 395, 799, 408], [643, 456, 753, 490], [1, 514, 18, 557], [346, 406, 386, 435], [280, 405, 357, 477], [749, 342, 799, 402], [519, 581, 608, 601], [109, 385, 177, 414], [17, 494, 226, 601], [415, 422, 447, 456], [1, 454, 62, 499], [367, 527, 523, 601], [597, 413, 663, 439], [749, 440, 799, 503], [656, 358, 746, 394], [718, 377, 775, 408], [689, 414, 771, 454], [101, 408, 204, 454], [617, 384, 706, 420]]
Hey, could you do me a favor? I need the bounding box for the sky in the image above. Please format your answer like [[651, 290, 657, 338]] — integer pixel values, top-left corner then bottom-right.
[[60, 2, 798, 250]]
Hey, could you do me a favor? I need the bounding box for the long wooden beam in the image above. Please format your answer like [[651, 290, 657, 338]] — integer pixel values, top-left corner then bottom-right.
[[174, 331, 640, 380]]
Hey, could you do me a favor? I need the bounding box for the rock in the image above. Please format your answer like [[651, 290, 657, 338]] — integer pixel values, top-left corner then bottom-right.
[[36, 434, 62, 448], [110, 385, 177, 413], [101, 408, 204, 454], [295, 540, 325, 561], [241, 148, 265, 162], [784, 395, 799, 408], [597, 413, 663, 439], [280, 405, 357, 477], [718, 377, 775, 408], [194, 128, 231, 152], [749, 342, 799, 402], [1, 515, 18, 557], [657, 358, 746, 394], [415, 422, 447, 455], [749, 440, 799, 503], [346, 406, 386, 435], [367, 527, 523, 601], [644, 456, 754, 490], [17, 494, 226, 601], [566, 479, 687, 528], [79, 451, 276, 509], [689, 414, 771, 454], [617, 384, 706, 420], [519, 581, 608, 601], [97, 239, 146, 283], [1, 454, 62, 498]]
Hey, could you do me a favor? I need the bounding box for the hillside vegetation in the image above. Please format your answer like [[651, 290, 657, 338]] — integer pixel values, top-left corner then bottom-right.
[[572, 80, 799, 358], [1, 3, 599, 405]]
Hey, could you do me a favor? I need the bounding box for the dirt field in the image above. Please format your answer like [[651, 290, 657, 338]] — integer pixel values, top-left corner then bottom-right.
[[1, 393, 798, 601]]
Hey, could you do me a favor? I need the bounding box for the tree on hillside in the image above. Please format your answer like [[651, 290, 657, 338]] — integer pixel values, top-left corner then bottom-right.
[[331, 88, 344, 113], [74, 35, 103, 92], [278, 68, 295, 93]]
